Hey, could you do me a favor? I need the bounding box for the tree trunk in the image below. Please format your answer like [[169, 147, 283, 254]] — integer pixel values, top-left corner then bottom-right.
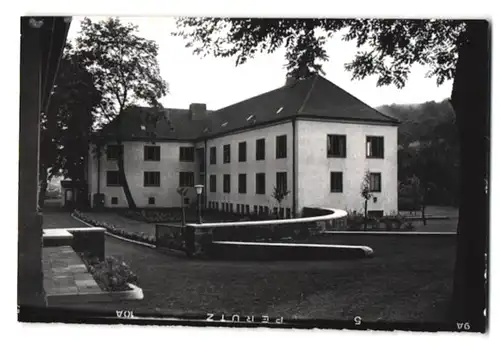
[[117, 140, 137, 209], [450, 20, 489, 332], [115, 115, 137, 209], [421, 204, 426, 226], [38, 164, 47, 209], [38, 179, 48, 209], [363, 199, 368, 231]]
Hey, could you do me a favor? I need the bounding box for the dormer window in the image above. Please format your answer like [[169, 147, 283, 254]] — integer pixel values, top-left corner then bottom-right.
[[140, 125, 146, 130], [221, 122, 228, 127], [246, 114, 255, 122], [276, 107, 283, 114]]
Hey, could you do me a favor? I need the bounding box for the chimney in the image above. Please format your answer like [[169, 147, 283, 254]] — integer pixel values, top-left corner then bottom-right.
[[189, 103, 207, 120]]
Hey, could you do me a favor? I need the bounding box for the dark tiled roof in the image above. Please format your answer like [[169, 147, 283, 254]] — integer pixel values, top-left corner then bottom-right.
[[299, 75, 400, 123], [96, 106, 213, 141], [95, 74, 398, 142]]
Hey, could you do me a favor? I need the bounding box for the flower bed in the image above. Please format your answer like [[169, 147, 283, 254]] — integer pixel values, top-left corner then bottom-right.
[[121, 208, 278, 223], [79, 254, 138, 292], [73, 210, 156, 245], [334, 211, 416, 231]]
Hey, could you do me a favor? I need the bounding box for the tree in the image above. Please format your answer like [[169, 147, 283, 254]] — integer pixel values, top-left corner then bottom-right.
[[360, 170, 373, 231], [271, 185, 290, 219], [39, 49, 102, 208], [174, 18, 489, 330], [73, 17, 168, 209], [402, 174, 435, 225]]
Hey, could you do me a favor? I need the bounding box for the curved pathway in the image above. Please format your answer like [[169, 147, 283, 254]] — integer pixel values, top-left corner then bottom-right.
[[42, 211, 454, 323]]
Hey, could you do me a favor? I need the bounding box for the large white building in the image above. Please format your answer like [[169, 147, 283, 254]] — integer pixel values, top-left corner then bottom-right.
[[87, 74, 399, 217]]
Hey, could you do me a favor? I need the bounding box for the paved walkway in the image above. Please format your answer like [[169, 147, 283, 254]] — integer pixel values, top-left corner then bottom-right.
[[43, 212, 89, 229], [43, 246, 101, 305]]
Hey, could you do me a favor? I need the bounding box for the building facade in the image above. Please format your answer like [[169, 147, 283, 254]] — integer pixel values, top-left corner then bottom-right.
[[87, 74, 399, 216]]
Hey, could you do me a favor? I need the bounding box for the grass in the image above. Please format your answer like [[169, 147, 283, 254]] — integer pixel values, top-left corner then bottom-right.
[[43, 211, 456, 324], [67, 233, 456, 324]]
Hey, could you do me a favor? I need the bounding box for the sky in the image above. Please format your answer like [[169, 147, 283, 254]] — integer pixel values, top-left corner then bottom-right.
[[68, 16, 453, 111]]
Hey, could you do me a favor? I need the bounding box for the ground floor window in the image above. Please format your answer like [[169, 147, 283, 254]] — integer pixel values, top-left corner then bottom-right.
[[106, 171, 121, 186], [369, 172, 382, 192], [179, 172, 194, 187], [276, 172, 287, 193], [144, 171, 160, 187], [223, 174, 231, 193], [330, 172, 343, 193]]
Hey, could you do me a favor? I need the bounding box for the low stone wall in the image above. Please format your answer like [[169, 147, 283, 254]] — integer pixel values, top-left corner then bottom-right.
[[43, 227, 105, 261], [156, 208, 350, 258], [206, 241, 373, 260]]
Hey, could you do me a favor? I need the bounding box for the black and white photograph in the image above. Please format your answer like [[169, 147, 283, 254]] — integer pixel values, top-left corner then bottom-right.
[[12, 1, 493, 344]]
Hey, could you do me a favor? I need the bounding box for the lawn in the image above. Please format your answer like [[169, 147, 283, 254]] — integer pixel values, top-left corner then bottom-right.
[[64, 233, 456, 324]]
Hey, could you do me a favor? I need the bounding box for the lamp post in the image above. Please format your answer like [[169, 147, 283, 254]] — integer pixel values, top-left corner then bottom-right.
[[195, 184, 204, 224]]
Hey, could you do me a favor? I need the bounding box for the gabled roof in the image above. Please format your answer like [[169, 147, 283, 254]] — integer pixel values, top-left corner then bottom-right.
[[95, 74, 399, 143]]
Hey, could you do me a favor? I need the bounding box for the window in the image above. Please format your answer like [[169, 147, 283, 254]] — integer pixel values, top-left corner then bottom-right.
[[111, 197, 118, 205], [256, 173, 266, 194], [238, 173, 247, 194], [209, 174, 217, 193], [144, 171, 160, 187], [223, 144, 231, 163], [238, 142, 247, 162], [144, 145, 160, 161], [279, 207, 285, 218], [237, 204, 241, 213], [210, 147, 217, 164], [286, 208, 291, 218], [223, 174, 231, 193], [148, 197, 155, 205], [276, 172, 288, 193], [106, 171, 121, 186], [276, 135, 287, 158], [368, 210, 384, 218], [366, 136, 384, 158], [259, 205, 263, 214], [330, 172, 343, 193], [253, 205, 258, 213], [230, 203, 233, 212], [246, 205, 250, 214], [369, 172, 382, 192], [179, 146, 195, 162], [179, 172, 195, 187], [256, 138, 265, 160], [106, 145, 122, 160], [197, 148, 205, 173], [327, 135, 346, 158]]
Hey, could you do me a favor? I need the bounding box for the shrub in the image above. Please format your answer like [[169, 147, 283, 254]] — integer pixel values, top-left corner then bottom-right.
[[346, 211, 364, 230], [81, 254, 138, 292], [402, 221, 415, 231], [398, 196, 419, 212], [382, 217, 394, 231]]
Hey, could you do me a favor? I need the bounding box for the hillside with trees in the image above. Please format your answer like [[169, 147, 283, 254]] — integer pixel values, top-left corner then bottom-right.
[[377, 99, 456, 147], [377, 99, 459, 207]]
